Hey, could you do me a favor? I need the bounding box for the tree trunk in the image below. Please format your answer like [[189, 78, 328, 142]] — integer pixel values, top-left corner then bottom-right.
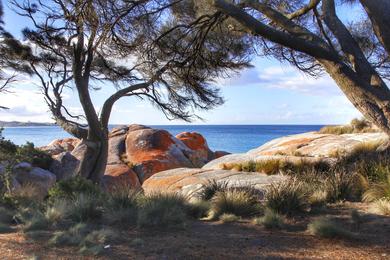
[[77, 133, 108, 183], [319, 58, 390, 136]]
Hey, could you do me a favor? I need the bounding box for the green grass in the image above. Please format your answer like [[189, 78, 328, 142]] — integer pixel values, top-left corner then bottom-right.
[[308, 217, 355, 239], [68, 193, 103, 222], [209, 188, 261, 219], [253, 209, 285, 229]]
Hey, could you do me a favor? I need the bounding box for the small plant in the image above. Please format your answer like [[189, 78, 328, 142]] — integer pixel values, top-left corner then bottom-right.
[[44, 199, 70, 226], [253, 209, 285, 230], [48, 176, 101, 202], [49, 223, 92, 247], [362, 174, 390, 202], [308, 217, 355, 239], [209, 188, 261, 219], [137, 192, 188, 228], [198, 180, 228, 201], [369, 199, 390, 216], [22, 213, 49, 232], [79, 229, 115, 256], [324, 170, 362, 203], [265, 178, 308, 216], [68, 193, 103, 222], [219, 213, 240, 223]]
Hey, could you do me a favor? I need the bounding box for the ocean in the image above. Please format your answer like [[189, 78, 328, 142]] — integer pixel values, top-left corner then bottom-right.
[[2, 125, 323, 153]]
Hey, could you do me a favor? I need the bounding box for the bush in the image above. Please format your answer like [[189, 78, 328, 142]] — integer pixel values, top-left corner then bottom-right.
[[137, 192, 188, 228], [319, 118, 377, 135], [324, 170, 363, 203], [22, 213, 49, 232], [0, 206, 15, 224], [265, 178, 308, 216], [16, 142, 53, 170], [253, 209, 285, 230], [369, 199, 390, 216], [219, 213, 240, 223], [79, 229, 115, 256], [308, 217, 355, 239], [48, 176, 102, 202], [209, 188, 261, 219], [49, 223, 92, 246], [68, 193, 103, 222], [44, 199, 70, 226], [198, 180, 228, 201]]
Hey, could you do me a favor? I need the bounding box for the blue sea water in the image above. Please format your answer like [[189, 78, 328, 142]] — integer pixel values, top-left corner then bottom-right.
[[2, 125, 323, 153]]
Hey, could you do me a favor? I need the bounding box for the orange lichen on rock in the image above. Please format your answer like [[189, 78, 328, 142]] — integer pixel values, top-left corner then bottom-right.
[[103, 164, 141, 190]]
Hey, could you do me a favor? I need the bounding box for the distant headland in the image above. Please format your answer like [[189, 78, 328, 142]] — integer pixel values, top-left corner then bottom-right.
[[0, 121, 55, 127]]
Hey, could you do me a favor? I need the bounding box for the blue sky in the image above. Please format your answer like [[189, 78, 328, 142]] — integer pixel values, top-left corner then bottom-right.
[[0, 2, 363, 125]]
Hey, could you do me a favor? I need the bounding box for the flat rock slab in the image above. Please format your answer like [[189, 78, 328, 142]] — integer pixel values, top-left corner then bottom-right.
[[202, 132, 388, 170], [142, 168, 285, 199]]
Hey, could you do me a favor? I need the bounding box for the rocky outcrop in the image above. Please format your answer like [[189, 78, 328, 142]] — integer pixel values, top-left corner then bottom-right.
[[202, 132, 388, 171], [45, 124, 221, 186], [142, 168, 285, 199], [13, 162, 56, 198]]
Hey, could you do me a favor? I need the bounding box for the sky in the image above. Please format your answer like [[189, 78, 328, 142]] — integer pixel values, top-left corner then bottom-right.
[[0, 2, 364, 125]]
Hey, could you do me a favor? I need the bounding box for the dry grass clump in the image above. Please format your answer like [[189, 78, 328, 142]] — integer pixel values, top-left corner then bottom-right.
[[219, 213, 240, 223], [252, 209, 285, 230], [369, 199, 390, 216], [308, 217, 355, 239], [209, 188, 261, 219], [186, 199, 211, 219], [221, 159, 330, 175], [319, 118, 378, 135], [137, 192, 188, 228], [265, 177, 308, 215], [198, 180, 229, 201], [362, 174, 390, 202]]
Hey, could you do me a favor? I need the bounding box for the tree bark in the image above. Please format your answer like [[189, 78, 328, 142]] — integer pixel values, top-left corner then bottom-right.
[[77, 132, 109, 183], [359, 0, 390, 54]]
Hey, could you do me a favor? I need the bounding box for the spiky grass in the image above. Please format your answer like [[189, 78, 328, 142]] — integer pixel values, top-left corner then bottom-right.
[[209, 188, 261, 219], [253, 209, 285, 230], [369, 199, 390, 216], [198, 180, 228, 201], [68, 193, 103, 222], [186, 199, 211, 219], [137, 192, 188, 228], [219, 213, 240, 223], [308, 217, 355, 239], [363, 174, 390, 202], [265, 177, 308, 216]]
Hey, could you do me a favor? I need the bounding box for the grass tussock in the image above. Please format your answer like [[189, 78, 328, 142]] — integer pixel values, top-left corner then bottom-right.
[[369, 199, 390, 216], [219, 213, 240, 223], [362, 174, 390, 202], [319, 118, 378, 135], [209, 188, 261, 219], [253, 209, 285, 230], [308, 217, 355, 239], [186, 199, 211, 219], [265, 177, 308, 216], [221, 159, 330, 175], [137, 192, 188, 228], [198, 180, 228, 201]]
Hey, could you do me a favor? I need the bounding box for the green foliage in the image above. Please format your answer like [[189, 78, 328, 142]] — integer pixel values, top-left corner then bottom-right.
[[79, 229, 114, 256], [324, 170, 363, 203], [219, 213, 240, 223], [49, 223, 92, 246], [137, 192, 188, 228], [198, 180, 228, 201], [265, 177, 308, 216], [48, 176, 102, 202], [209, 188, 261, 219], [308, 217, 355, 239], [22, 212, 49, 232], [253, 209, 285, 230]]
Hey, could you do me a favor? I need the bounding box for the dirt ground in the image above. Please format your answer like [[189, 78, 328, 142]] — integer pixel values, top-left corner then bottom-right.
[[0, 202, 389, 260]]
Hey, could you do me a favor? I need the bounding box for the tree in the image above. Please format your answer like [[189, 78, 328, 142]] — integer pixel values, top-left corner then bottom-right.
[[9, 0, 249, 182], [165, 0, 390, 136]]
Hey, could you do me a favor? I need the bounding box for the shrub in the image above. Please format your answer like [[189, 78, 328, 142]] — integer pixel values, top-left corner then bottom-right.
[[0, 206, 15, 224], [219, 213, 240, 223], [308, 217, 355, 239], [10, 182, 45, 205], [369, 199, 390, 216], [48, 176, 101, 202], [137, 192, 188, 228], [106, 185, 141, 210], [198, 180, 228, 201], [253, 209, 285, 230], [68, 193, 103, 222], [186, 199, 211, 219], [16, 142, 53, 170], [22, 213, 49, 232], [209, 188, 261, 219], [265, 178, 308, 216], [49, 223, 91, 247], [363, 174, 390, 202], [319, 118, 377, 135], [79, 229, 115, 256], [44, 200, 70, 226]]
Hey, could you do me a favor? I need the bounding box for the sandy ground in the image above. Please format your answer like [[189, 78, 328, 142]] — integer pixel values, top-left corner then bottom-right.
[[0, 202, 389, 260]]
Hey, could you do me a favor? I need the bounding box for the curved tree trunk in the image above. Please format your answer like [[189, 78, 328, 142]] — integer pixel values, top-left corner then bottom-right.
[[77, 132, 109, 183], [319, 58, 390, 136]]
